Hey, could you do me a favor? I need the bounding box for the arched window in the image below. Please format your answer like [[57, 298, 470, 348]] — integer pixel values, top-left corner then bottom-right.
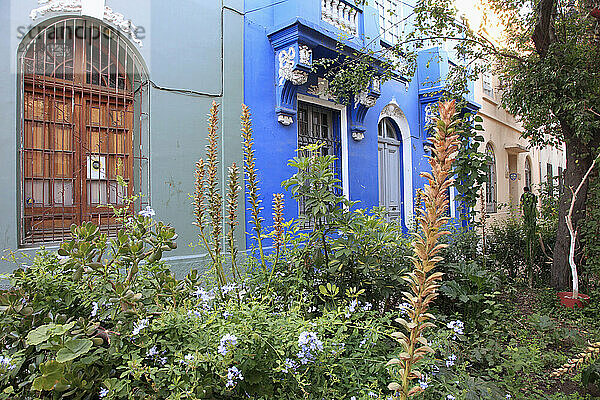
[[485, 143, 497, 213], [18, 18, 149, 246], [378, 117, 402, 220], [524, 157, 532, 190]]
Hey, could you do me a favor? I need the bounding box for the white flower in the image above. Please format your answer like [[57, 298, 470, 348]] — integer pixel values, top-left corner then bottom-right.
[[193, 286, 215, 303], [218, 334, 238, 355], [138, 206, 155, 218], [90, 301, 99, 317], [445, 354, 457, 367], [147, 346, 159, 357], [418, 374, 429, 389], [447, 320, 464, 336], [0, 355, 15, 371], [226, 365, 243, 388], [99, 388, 109, 398], [132, 318, 149, 336], [399, 302, 412, 316]]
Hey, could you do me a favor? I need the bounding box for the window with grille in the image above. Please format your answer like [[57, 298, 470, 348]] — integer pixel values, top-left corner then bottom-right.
[[297, 102, 341, 224], [18, 18, 149, 246], [375, 0, 401, 44], [485, 144, 497, 213]]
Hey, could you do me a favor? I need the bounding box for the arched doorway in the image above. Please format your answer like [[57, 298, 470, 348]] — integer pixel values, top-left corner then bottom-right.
[[18, 18, 149, 245], [378, 117, 402, 220]]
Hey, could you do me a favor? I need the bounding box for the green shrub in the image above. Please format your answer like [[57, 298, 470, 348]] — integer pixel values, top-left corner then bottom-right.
[[0, 213, 405, 399], [485, 216, 555, 285]]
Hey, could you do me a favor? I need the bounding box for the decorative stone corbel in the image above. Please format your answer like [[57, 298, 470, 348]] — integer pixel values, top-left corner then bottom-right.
[[349, 78, 381, 141], [275, 44, 313, 125]]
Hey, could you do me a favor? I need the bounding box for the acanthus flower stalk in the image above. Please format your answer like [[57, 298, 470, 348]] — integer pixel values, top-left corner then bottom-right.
[[388, 100, 461, 399], [241, 104, 267, 273], [226, 162, 241, 284]]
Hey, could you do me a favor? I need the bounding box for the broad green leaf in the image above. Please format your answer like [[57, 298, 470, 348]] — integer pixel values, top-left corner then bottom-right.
[[56, 339, 93, 363], [32, 361, 64, 391], [26, 325, 53, 346]]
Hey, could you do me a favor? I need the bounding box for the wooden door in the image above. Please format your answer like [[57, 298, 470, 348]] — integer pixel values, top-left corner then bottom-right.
[[378, 118, 402, 220]]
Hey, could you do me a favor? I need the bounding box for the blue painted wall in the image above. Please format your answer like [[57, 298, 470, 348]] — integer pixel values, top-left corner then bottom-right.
[[243, 0, 434, 248], [243, 0, 475, 247]]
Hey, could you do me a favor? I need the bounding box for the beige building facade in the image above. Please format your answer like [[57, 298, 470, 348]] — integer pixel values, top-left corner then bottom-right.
[[474, 72, 566, 221]]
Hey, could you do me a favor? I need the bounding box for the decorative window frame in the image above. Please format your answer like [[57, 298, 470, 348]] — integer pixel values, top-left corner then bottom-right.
[[297, 93, 349, 201], [16, 16, 150, 247]]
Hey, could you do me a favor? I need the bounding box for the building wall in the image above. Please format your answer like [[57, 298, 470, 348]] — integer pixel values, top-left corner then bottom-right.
[[243, 0, 434, 250], [0, 0, 245, 276], [473, 73, 565, 223]]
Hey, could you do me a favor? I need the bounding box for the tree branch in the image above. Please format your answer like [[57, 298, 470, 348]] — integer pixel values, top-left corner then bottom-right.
[[532, 0, 556, 57]]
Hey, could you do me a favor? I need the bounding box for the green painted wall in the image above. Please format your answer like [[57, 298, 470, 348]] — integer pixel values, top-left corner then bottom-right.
[[0, 0, 245, 278]]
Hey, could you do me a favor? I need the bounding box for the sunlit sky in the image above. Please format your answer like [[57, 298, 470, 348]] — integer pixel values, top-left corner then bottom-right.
[[455, 0, 506, 44]]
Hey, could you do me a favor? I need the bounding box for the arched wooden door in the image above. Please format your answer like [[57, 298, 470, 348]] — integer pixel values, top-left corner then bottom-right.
[[19, 18, 148, 245], [378, 117, 402, 220]]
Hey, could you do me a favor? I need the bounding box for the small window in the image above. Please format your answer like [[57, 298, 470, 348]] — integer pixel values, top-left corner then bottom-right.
[[485, 144, 497, 213], [378, 117, 398, 140], [524, 157, 532, 190], [547, 163, 554, 197], [375, 0, 401, 44], [482, 72, 493, 97]]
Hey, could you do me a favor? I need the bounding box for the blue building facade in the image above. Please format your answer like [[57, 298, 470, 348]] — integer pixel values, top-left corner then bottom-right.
[[243, 0, 474, 244]]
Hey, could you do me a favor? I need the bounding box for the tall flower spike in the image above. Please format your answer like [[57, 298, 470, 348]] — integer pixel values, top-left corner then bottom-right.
[[226, 162, 241, 282], [388, 100, 461, 399], [206, 101, 222, 256], [241, 104, 267, 272], [272, 193, 285, 267], [193, 102, 226, 289], [193, 159, 206, 229]]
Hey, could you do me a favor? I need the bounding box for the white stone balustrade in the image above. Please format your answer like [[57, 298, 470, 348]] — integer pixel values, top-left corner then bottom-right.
[[321, 0, 359, 36]]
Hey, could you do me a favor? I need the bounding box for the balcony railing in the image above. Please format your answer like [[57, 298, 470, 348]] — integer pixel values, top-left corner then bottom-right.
[[321, 0, 360, 36]]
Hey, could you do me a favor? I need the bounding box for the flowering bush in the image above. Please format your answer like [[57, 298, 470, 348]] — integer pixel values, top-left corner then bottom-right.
[[0, 210, 410, 399]]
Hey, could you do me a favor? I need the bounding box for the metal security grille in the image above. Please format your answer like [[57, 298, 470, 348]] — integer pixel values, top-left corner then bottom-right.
[[297, 101, 341, 223], [19, 18, 150, 246]]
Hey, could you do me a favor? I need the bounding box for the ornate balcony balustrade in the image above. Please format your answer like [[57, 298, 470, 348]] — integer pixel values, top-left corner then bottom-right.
[[321, 0, 360, 36]]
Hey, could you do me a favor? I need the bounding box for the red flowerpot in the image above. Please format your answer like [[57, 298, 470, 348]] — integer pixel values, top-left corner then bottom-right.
[[558, 291, 590, 309]]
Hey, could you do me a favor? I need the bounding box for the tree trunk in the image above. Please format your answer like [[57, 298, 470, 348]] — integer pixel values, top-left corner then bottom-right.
[[551, 132, 595, 290]]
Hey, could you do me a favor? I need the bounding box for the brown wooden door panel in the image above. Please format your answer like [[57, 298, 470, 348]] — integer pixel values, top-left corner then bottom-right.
[[20, 18, 144, 246]]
